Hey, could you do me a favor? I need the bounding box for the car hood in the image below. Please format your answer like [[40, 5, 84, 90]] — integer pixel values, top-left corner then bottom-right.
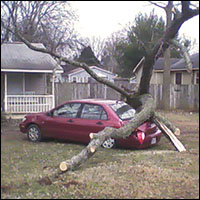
[[26, 112, 47, 118]]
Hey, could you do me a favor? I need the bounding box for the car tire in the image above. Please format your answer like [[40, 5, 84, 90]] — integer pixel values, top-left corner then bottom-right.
[[27, 124, 42, 142], [102, 138, 115, 149]]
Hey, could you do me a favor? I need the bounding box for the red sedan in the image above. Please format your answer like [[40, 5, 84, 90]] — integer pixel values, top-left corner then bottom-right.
[[19, 99, 162, 149]]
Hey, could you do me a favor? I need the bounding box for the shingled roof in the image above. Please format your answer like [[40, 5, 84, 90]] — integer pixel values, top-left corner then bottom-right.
[[170, 52, 199, 71], [1, 42, 63, 73], [153, 57, 180, 70], [154, 53, 199, 71]]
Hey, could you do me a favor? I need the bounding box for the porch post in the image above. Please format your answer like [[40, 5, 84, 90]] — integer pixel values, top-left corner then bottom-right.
[[52, 73, 55, 108], [4, 72, 7, 112]]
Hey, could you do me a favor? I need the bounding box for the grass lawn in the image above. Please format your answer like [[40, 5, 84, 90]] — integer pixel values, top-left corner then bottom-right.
[[1, 110, 199, 199]]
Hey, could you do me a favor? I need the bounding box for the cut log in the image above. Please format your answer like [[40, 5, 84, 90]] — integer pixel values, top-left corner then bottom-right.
[[89, 146, 96, 153], [59, 162, 68, 172], [155, 119, 186, 152], [174, 128, 181, 136], [89, 133, 95, 139]]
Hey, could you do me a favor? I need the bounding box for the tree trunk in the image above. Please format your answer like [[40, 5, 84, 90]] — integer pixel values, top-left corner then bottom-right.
[[162, 48, 171, 110], [162, 1, 173, 110]]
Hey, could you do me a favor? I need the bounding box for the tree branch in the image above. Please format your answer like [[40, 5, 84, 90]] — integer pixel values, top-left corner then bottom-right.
[[170, 39, 193, 73], [138, 2, 199, 94], [8, 27, 131, 99]]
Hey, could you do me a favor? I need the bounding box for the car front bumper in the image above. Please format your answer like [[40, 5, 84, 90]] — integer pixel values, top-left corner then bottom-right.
[[19, 122, 27, 133]]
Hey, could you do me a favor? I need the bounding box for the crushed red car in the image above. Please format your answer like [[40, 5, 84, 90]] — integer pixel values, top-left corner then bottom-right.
[[19, 99, 162, 149]]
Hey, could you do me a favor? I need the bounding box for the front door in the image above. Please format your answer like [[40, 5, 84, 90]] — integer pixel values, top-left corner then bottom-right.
[[72, 103, 109, 143], [42, 103, 82, 140]]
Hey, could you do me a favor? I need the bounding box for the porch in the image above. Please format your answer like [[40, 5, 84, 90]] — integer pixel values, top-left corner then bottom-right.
[[5, 95, 54, 113], [1, 72, 56, 115]]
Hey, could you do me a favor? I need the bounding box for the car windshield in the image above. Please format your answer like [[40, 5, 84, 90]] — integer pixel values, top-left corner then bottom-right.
[[110, 102, 136, 120]]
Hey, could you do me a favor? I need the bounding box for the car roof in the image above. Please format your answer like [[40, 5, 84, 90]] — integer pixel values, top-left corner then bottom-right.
[[66, 99, 122, 105]]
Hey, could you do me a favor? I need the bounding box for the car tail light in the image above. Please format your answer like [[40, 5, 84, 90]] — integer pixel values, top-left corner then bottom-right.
[[137, 131, 145, 144]]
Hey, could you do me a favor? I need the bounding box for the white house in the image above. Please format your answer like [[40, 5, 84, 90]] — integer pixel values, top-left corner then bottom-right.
[[61, 65, 117, 83], [1, 42, 63, 115]]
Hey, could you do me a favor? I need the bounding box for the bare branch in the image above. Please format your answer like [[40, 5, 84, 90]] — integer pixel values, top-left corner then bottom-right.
[[170, 39, 193, 73], [182, 1, 191, 14], [6, 26, 130, 98], [148, 1, 167, 10], [139, 1, 199, 94]]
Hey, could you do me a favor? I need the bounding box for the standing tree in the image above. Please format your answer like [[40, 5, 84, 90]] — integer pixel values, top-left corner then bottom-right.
[[150, 1, 197, 108], [1, 1, 79, 57], [150, 1, 174, 110], [102, 10, 192, 78], [75, 46, 101, 66], [1, 1, 199, 173]]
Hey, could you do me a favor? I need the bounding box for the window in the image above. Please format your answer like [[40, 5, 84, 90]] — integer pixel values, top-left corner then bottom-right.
[[53, 103, 81, 118], [72, 77, 77, 83], [84, 77, 88, 83], [110, 102, 136, 120], [80, 104, 108, 120], [175, 72, 182, 85], [195, 71, 199, 84]]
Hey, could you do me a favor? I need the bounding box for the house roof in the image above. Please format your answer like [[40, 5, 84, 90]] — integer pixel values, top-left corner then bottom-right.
[[69, 66, 116, 76], [153, 57, 180, 70], [133, 57, 180, 74], [1, 42, 63, 73], [170, 52, 199, 71], [133, 53, 199, 74], [61, 63, 77, 76], [154, 53, 199, 71], [61, 65, 116, 77]]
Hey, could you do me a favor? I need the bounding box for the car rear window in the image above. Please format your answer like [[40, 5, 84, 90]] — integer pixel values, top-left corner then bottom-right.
[[110, 102, 136, 120], [80, 104, 108, 120]]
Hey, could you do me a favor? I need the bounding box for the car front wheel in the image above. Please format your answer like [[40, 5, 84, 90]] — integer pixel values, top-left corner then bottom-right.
[[27, 124, 42, 142], [102, 138, 115, 149]]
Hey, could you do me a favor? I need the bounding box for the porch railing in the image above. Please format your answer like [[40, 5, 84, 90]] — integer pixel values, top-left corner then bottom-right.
[[6, 95, 54, 113]]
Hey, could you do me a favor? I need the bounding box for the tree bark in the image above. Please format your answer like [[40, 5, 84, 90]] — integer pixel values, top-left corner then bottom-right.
[[162, 48, 171, 110]]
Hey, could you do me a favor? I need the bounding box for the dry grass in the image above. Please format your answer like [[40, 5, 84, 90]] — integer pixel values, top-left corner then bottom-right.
[[1, 110, 199, 199]]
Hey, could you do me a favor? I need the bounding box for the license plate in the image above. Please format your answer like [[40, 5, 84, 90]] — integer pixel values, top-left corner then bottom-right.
[[151, 138, 156, 144]]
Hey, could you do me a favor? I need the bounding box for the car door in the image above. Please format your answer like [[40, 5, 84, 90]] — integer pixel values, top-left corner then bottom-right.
[[42, 102, 82, 140], [74, 103, 109, 143]]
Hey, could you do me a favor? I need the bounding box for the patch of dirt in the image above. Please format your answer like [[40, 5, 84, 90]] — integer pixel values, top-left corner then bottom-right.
[[1, 120, 26, 140], [177, 120, 199, 134], [62, 180, 82, 188], [37, 176, 52, 185], [1, 185, 13, 193], [175, 120, 198, 127]]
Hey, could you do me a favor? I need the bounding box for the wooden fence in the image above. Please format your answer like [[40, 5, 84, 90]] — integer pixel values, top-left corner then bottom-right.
[[55, 82, 199, 111]]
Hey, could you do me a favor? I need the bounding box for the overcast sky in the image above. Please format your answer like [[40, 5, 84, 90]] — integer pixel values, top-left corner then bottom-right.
[[70, 1, 199, 53]]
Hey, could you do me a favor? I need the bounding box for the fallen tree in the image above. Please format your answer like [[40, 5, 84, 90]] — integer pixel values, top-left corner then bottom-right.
[[58, 1, 198, 172], [2, 1, 198, 174], [59, 93, 155, 171]]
